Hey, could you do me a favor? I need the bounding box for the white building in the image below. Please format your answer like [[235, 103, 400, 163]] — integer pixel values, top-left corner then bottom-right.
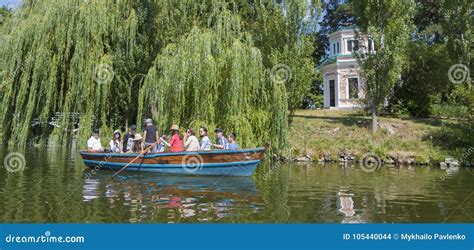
[[320, 27, 374, 109]]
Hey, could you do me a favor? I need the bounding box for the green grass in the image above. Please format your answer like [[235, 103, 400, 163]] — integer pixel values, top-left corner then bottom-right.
[[288, 109, 472, 164]]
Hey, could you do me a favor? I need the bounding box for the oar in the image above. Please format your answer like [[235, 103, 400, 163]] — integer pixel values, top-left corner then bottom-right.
[[112, 142, 157, 178]]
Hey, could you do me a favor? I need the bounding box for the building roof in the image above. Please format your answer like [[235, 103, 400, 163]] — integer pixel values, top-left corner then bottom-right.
[[328, 25, 358, 37], [319, 53, 356, 68]]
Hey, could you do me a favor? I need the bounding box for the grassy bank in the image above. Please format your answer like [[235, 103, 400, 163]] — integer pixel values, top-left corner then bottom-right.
[[287, 109, 473, 165]]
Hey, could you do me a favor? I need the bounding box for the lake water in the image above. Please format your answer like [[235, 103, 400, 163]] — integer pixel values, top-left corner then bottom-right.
[[0, 146, 473, 223]]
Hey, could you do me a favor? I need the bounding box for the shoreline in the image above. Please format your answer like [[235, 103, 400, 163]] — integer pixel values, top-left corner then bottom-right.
[[273, 152, 471, 168], [285, 109, 473, 167]]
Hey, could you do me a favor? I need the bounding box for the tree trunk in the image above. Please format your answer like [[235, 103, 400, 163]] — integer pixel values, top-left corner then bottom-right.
[[371, 103, 378, 133]]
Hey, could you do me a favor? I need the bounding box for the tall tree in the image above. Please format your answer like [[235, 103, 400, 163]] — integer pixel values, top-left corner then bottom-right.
[[0, 6, 11, 29], [0, 0, 318, 152], [352, 0, 415, 132], [138, 4, 288, 150], [313, 0, 355, 63], [236, 0, 320, 115], [387, 0, 472, 117]]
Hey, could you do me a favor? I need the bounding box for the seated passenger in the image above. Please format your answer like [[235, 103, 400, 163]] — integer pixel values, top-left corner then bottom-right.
[[156, 135, 166, 152], [109, 130, 122, 153], [199, 127, 211, 150], [212, 128, 228, 149], [160, 125, 183, 152], [123, 125, 136, 153], [226, 132, 239, 150], [127, 133, 143, 153], [87, 129, 103, 152], [184, 128, 200, 151]]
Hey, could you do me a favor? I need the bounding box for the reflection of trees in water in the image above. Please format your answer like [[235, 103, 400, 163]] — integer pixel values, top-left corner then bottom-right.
[[255, 162, 466, 223], [2, 148, 469, 223]]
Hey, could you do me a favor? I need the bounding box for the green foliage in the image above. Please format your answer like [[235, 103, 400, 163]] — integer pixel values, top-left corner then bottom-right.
[[138, 6, 287, 150], [387, 0, 473, 118], [388, 42, 450, 117], [0, 6, 11, 29], [0, 0, 319, 152], [301, 74, 324, 109], [352, 0, 415, 127], [0, 0, 141, 146], [237, 0, 319, 114], [313, 0, 355, 63]]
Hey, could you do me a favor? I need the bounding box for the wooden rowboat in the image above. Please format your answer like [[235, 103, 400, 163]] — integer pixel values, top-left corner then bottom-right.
[[79, 145, 268, 176]]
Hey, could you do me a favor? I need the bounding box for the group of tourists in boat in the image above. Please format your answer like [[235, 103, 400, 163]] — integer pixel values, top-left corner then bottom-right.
[[86, 118, 239, 154]]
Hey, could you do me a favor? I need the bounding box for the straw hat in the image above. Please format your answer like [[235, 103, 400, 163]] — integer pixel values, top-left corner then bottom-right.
[[170, 124, 179, 131], [133, 133, 143, 141], [113, 129, 121, 135]]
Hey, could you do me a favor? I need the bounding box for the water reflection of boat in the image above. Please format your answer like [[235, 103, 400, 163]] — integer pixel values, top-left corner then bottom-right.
[[337, 188, 366, 224], [82, 171, 262, 222], [79, 146, 268, 176]]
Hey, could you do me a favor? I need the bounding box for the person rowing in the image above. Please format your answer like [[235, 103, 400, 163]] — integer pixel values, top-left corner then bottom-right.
[[143, 118, 159, 153]]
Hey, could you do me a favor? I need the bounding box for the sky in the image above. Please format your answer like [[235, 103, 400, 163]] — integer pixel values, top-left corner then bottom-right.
[[0, 0, 19, 9]]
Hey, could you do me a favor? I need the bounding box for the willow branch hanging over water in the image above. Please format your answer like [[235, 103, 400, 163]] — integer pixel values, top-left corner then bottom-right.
[[138, 5, 288, 151], [0, 0, 317, 152], [0, 0, 140, 146]]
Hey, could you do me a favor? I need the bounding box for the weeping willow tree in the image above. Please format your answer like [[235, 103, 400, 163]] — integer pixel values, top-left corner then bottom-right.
[[0, 0, 140, 146], [0, 0, 317, 153], [138, 5, 288, 150]]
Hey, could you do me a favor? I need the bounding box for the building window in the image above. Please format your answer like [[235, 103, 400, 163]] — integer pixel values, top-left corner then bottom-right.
[[368, 39, 373, 52], [348, 77, 359, 99], [347, 40, 359, 52], [333, 43, 336, 55], [336, 42, 340, 54]]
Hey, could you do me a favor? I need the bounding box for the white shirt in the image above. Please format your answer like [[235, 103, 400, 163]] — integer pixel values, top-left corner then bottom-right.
[[109, 139, 121, 153], [184, 135, 200, 151], [200, 136, 211, 150], [87, 136, 103, 151]]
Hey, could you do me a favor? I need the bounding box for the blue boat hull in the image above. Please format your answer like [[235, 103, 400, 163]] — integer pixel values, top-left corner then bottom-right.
[[82, 159, 260, 176], [80, 147, 267, 176]]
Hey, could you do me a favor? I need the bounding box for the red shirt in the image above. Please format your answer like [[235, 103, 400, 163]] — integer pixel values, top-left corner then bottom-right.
[[169, 134, 183, 152]]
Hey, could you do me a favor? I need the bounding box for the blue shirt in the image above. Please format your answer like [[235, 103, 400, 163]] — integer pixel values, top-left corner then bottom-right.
[[227, 142, 239, 150]]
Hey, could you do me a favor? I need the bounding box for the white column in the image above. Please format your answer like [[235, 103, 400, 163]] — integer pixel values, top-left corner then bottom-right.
[[323, 77, 328, 108], [335, 72, 339, 108]]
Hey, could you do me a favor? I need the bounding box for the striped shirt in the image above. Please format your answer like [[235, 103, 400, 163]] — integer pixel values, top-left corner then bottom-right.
[[217, 136, 228, 149]]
